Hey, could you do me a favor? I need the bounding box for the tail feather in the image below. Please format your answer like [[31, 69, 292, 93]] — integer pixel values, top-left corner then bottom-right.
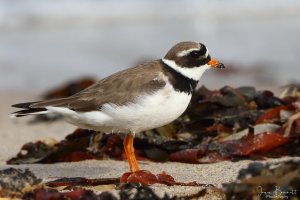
[[11, 108, 48, 117], [12, 102, 40, 109], [11, 101, 47, 117], [11, 96, 78, 117]]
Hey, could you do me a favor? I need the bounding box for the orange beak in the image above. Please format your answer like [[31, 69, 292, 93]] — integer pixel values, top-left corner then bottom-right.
[[208, 59, 225, 69]]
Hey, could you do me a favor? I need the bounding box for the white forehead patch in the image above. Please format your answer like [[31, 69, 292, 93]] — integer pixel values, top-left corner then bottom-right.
[[176, 48, 199, 57]]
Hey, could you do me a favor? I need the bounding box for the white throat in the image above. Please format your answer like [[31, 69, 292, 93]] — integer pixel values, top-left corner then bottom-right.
[[162, 58, 210, 81]]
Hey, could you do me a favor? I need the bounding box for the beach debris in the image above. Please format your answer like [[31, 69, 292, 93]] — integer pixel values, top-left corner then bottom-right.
[[117, 185, 177, 200], [0, 168, 216, 199], [7, 129, 102, 164], [46, 177, 120, 188], [120, 170, 204, 186], [223, 160, 300, 199], [0, 168, 42, 198], [9, 85, 300, 164], [32, 185, 178, 200], [4, 160, 298, 199]]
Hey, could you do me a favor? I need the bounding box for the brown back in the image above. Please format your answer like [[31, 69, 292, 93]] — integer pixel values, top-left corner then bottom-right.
[[31, 60, 166, 112]]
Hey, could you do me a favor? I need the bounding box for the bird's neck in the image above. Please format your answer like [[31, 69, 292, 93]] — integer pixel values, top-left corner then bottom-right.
[[160, 59, 198, 95]]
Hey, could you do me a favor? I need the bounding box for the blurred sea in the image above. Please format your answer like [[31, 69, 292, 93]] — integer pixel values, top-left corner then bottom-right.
[[0, 0, 299, 92]]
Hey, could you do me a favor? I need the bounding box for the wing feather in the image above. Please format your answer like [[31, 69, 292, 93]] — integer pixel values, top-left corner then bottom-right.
[[26, 60, 166, 112]]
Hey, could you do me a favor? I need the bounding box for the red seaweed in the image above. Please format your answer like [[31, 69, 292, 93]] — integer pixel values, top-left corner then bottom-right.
[[120, 170, 204, 186], [221, 132, 290, 156]]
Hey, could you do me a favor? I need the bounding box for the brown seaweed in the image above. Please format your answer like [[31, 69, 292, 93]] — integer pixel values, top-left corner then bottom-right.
[[223, 160, 300, 199], [9, 85, 300, 164]]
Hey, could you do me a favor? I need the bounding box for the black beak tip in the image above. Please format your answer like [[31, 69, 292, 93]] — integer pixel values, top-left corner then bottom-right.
[[217, 63, 225, 69]]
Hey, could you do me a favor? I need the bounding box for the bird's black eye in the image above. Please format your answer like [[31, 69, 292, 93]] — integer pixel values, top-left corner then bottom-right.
[[190, 51, 201, 58]]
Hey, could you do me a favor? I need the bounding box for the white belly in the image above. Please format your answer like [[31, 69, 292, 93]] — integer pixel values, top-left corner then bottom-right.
[[47, 84, 192, 134]]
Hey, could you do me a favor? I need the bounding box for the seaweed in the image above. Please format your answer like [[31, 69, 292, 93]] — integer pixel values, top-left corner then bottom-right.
[[9, 85, 300, 164], [223, 160, 300, 199]]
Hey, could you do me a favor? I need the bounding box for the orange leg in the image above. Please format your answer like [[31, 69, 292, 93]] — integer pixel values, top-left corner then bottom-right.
[[123, 133, 140, 172], [121, 134, 177, 185]]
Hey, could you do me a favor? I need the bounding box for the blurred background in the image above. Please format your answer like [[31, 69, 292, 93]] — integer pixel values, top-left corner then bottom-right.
[[0, 0, 299, 93]]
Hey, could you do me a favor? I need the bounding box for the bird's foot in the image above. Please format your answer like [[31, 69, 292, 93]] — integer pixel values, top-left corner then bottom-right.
[[120, 170, 175, 186]]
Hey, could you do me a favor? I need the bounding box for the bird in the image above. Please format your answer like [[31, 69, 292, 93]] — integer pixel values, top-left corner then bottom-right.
[[12, 41, 225, 177]]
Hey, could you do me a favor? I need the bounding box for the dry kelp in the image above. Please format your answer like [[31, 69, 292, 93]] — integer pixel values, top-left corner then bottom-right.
[[223, 160, 300, 200], [8, 129, 102, 164], [28, 185, 178, 200], [120, 170, 205, 186], [9, 85, 300, 164], [0, 168, 208, 199], [2, 161, 298, 200], [0, 168, 42, 198]]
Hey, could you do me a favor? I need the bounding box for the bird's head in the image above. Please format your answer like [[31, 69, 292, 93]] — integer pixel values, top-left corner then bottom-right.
[[162, 41, 225, 81]]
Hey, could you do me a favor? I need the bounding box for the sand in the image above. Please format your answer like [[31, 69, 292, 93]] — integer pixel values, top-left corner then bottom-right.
[[1, 93, 299, 199]]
